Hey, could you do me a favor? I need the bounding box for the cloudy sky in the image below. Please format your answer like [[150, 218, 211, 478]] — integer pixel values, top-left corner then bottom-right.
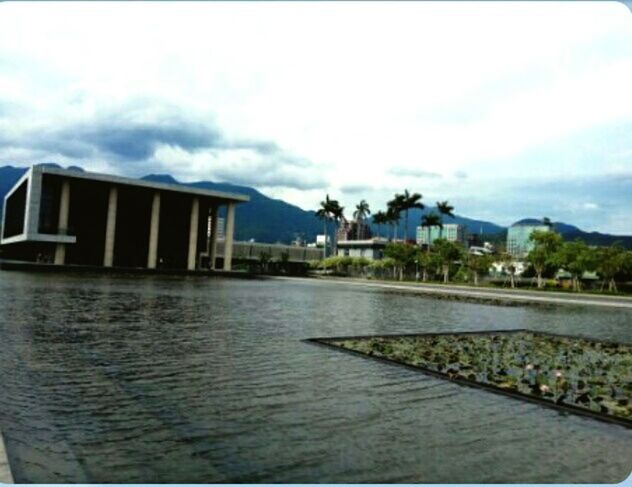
[[1, 2, 631, 233]]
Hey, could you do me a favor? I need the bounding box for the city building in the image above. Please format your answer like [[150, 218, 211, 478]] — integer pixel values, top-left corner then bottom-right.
[[506, 220, 551, 259], [416, 223, 466, 247], [336, 238, 388, 260], [1, 165, 249, 271]]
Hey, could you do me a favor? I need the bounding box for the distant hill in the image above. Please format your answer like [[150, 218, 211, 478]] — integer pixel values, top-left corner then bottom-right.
[[510, 217, 632, 249], [0, 165, 27, 202], [378, 207, 505, 238], [141, 174, 323, 243], [0, 164, 631, 247]]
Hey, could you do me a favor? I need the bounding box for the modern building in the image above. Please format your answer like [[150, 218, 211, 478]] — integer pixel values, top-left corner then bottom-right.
[[0, 165, 249, 271], [416, 223, 466, 247], [336, 238, 388, 260], [506, 220, 550, 259]]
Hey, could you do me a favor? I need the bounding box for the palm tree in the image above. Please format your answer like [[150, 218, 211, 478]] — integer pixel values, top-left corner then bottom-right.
[[330, 201, 345, 257], [387, 194, 405, 240], [353, 200, 371, 239], [501, 253, 517, 289], [400, 190, 424, 241], [315, 194, 336, 258], [386, 206, 400, 241], [353, 200, 371, 221], [372, 210, 388, 238], [436, 200, 455, 240], [420, 213, 442, 249]]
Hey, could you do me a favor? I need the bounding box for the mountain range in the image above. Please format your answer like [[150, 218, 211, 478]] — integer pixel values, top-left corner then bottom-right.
[[1, 164, 631, 248]]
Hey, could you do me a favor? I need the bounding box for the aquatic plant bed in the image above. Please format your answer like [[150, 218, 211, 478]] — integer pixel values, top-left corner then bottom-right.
[[306, 330, 632, 428]]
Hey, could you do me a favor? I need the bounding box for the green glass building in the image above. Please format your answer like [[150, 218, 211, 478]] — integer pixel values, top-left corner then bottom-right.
[[506, 221, 550, 259]]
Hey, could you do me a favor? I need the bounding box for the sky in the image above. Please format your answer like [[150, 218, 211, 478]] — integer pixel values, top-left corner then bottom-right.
[[0, 1, 631, 234]]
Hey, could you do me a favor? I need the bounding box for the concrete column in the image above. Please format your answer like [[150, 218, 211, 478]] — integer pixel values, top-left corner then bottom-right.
[[208, 206, 219, 270], [147, 191, 161, 269], [223, 202, 236, 271], [24, 166, 43, 238], [187, 197, 200, 271], [54, 180, 70, 265], [103, 186, 118, 267]]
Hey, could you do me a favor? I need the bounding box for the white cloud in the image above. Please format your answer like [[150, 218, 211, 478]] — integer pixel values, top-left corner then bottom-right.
[[0, 1, 631, 232]]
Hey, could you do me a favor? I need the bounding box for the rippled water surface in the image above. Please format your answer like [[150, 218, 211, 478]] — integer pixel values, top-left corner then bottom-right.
[[0, 271, 631, 483]]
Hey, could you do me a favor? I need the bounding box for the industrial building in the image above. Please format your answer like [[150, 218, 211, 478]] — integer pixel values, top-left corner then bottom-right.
[[0, 165, 249, 271]]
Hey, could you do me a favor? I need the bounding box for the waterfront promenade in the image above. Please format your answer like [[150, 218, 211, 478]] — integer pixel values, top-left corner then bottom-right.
[[279, 276, 632, 310]]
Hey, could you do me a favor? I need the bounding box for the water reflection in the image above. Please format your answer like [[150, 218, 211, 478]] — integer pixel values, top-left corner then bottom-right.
[[0, 271, 630, 483]]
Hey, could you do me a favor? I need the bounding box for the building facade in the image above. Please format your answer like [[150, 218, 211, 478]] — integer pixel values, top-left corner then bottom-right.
[[416, 223, 466, 246], [1, 165, 249, 271], [506, 221, 550, 259]]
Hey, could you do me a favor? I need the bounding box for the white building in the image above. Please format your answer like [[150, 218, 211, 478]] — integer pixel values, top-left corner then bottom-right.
[[336, 238, 389, 260], [316, 234, 331, 248], [416, 223, 466, 246]]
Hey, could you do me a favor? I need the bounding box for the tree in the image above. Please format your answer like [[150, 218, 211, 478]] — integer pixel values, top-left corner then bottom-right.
[[432, 238, 463, 283], [553, 240, 597, 292], [436, 201, 455, 240], [330, 201, 345, 257], [415, 248, 435, 282], [500, 253, 517, 288], [385, 206, 400, 240], [369, 257, 397, 279], [400, 190, 424, 241], [372, 211, 388, 238], [465, 253, 494, 286], [527, 230, 563, 288], [352, 200, 371, 239], [623, 251, 632, 281], [596, 243, 626, 292], [353, 200, 371, 222], [384, 242, 417, 281], [315, 194, 336, 258], [420, 213, 442, 249], [387, 194, 405, 240]]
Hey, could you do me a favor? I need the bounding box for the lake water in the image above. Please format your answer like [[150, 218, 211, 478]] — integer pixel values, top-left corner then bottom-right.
[[0, 271, 630, 483]]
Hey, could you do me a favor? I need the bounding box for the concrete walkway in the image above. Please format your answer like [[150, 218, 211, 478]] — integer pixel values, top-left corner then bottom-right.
[[277, 276, 632, 310], [0, 432, 13, 484]]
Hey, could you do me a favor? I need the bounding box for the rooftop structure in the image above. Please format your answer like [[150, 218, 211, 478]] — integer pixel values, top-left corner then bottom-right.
[[1, 165, 249, 271]]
